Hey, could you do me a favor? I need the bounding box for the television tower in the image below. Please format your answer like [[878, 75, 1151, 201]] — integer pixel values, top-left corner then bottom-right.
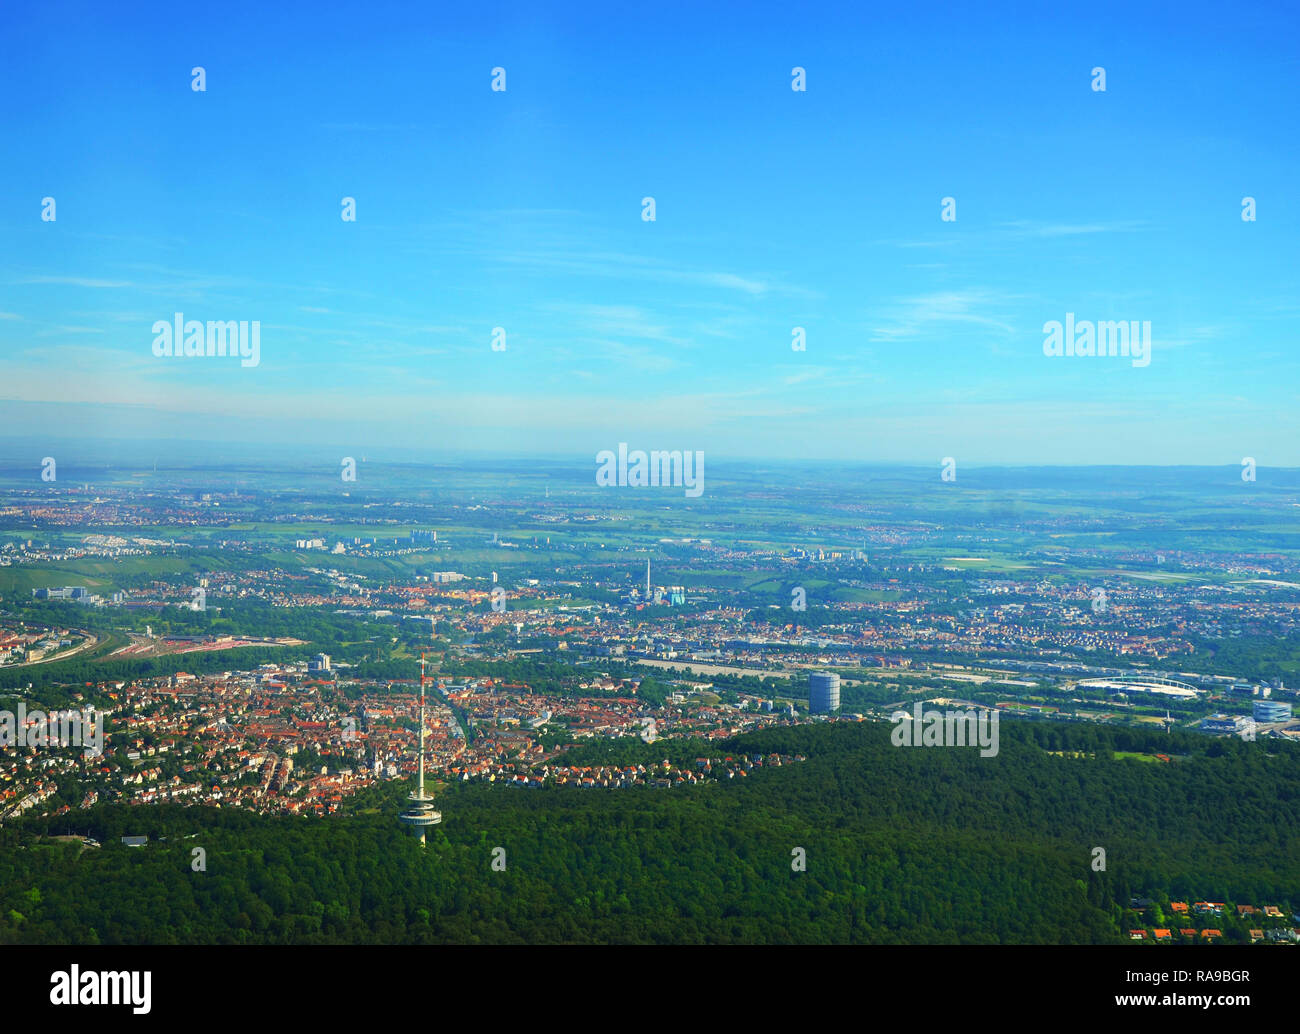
[[399, 652, 441, 846], [646, 558, 651, 599]]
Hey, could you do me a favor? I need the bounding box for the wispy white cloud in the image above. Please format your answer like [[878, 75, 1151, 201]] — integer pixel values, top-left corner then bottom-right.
[[491, 247, 791, 298], [998, 220, 1145, 238], [782, 366, 831, 386], [870, 290, 1018, 341], [19, 276, 135, 289], [320, 122, 423, 132], [545, 303, 689, 347], [582, 338, 685, 372], [885, 220, 1144, 251], [1155, 324, 1226, 351]]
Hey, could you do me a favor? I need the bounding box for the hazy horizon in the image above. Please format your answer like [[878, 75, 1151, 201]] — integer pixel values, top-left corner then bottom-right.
[[2, 434, 1300, 484]]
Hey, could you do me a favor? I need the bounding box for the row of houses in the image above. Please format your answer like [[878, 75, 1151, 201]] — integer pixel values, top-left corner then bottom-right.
[[1130, 928, 1299, 944], [1133, 898, 1294, 921]]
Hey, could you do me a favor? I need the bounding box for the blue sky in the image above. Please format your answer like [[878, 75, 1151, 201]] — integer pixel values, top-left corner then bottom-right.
[[1, 0, 1297, 465]]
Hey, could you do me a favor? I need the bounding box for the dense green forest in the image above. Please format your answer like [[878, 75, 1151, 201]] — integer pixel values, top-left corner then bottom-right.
[[1, 721, 1296, 944]]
